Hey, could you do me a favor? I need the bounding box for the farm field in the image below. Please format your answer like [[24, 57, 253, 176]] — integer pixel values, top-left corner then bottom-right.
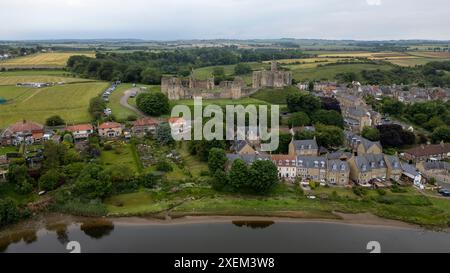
[[0, 81, 109, 128], [291, 63, 393, 82], [0, 52, 95, 68], [0, 74, 95, 86]]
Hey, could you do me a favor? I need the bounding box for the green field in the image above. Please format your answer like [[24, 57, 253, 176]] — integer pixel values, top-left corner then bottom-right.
[[291, 63, 394, 82], [100, 142, 140, 174], [250, 86, 301, 104], [0, 146, 18, 156], [0, 82, 109, 128]]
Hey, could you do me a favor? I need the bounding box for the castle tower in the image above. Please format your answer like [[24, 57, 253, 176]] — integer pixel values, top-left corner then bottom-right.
[[271, 61, 278, 72]]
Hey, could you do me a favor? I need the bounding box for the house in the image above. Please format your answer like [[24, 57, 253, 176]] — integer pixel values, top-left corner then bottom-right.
[[344, 107, 372, 133], [326, 160, 350, 186], [132, 118, 160, 137], [296, 156, 327, 183], [403, 142, 450, 163], [230, 140, 255, 155], [384, 155, 402, 181], [326, 151, 352, 161], [236, 126, 260, 144], [271, 155, 297, 180], [348, 154, 387, 186], [98, 122, 123, 138], [401, 163, 423, 188], [345, 131, 382, 155], [0, 120, 44, 146], [289, 139, 318, 156], [169, 117, 190, 139], [65, 124, 94, 141]]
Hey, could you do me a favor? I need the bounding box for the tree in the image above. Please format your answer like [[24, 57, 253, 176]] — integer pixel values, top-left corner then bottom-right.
[[136, 93, 170, 116], [89, 97, 106, 120], [234, 63, 252, 75], [7, 164, 33, 194], [140, 68, 162, 84], [0, 199, 21, 228], [377, 124, 415, 148], [312, 110, 344, 128], [381, 99, 405, 116], [286, 93, 322, 114], [229, 159, 250, 190], [212, 67, 225, 77], [46, 115, 65, 126], [73, 164, 112, 199], [288, 112, 310, 128], [156, 160, 173, 172], [39, 169, 61, 191], [432, 126, 450, 143], [42, 141, 68, 171], [274, 133, 292, 154], [189, 140, 227, 162], [362, 126, 380, 141], [156, 123, 175, 145], [294, 130, 315, 140], [249, 160, 279, 193], [320, 97, 341, 113], [208, 148, 227, 174], [413, 113, 429, 125], [315, 124, 344, 148]]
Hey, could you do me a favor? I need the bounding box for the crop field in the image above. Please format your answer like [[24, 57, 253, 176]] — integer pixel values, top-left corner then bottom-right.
[[0, 75, 94, 86], [0, 52, 95, 68], [0, 82, 109, 128]]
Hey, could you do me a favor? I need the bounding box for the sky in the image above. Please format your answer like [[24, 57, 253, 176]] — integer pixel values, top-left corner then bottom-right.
[[1, 0, 450, 41]]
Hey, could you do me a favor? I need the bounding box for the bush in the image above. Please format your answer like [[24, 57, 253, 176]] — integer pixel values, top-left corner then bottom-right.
[[46, 115, 65, 126], [127, 115, 138, 121], [39, 169, 62, 191], [391, 184, 407, 193], [376, 188, 387, 196], [309, 181, 319, 190], [156, 161, 173, 172], [353, 186, 368, 197], [136, 92, 170, 116], [138, 173, 160, 189], [103, 143, 113, 151], [0, 198, 21, 227]]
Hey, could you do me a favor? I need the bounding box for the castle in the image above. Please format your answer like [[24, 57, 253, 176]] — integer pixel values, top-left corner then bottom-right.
[[161, 61, 292, 101], [252, 61, 292, 89], [161, 75, 251, 100]]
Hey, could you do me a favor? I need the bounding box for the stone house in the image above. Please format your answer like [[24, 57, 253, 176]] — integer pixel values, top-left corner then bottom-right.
[[296, 156, 327, 183], [384, 155, 402, 181], [345, 131, 382, 155], [326, 160, 350, 186], [348, 154, 387, 186], [230, 140, 255, 155], [98, 122, 123, 138], [289, 139, 319, 156], [343, 106, 372, 133]]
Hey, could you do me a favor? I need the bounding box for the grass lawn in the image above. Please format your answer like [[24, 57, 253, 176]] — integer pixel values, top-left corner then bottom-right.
[[0, 146, 18, 156], [193, 62, 269, 85], [250, 86, 301, 104], [0, 183, 38, 205], [0, 81, 109, 128], [0, 70, 70, 77], [100, 142, 141, 174], [0, 75, 95, 86], [0, 52, 95, 68]]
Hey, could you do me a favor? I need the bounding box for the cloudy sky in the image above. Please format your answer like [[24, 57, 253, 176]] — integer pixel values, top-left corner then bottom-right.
[[1, 0, 449, 40]]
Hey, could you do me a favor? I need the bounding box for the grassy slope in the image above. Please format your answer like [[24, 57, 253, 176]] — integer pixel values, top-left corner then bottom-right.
[[101, 143, 140, 174], [250, 86, 300, 104], [292, 63, 393, 81], [0, 82, 109, 128]]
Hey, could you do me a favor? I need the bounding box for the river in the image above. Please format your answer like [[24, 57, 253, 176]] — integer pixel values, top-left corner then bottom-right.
[[1, 216, 450, 253]]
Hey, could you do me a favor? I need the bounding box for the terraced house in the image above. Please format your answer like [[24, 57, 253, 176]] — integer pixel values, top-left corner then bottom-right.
[[296, 156, 328, 183], [326, 160, 350, 186], [271, 155, 297, 179], [289, 139, 319, 156], [65, 124, 94, 141], [348, 154, 388, 186], [345, 131, 382, 155]]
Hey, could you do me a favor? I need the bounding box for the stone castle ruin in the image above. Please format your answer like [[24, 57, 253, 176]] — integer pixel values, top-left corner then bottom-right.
[[161, 61, 292, 101], [162, 75, 251, 100], [252, 61, 292, 89]]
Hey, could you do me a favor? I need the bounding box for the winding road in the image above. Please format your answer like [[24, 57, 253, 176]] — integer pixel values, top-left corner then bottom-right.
[[119, 88, 146, 117]]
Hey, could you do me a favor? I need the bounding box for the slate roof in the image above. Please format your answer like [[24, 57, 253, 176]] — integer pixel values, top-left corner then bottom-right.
[[327, 159, 349, 172], [292, 139, 318, 151], [354, 154, 386, 172], [423, 161, 450, 171], [297, 156, 327, 169], [405, 144, 450, 157], [345, 131, 382, 152]]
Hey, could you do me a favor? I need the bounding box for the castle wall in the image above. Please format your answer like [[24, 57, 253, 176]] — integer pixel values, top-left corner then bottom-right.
[[252, 61, 292, 89]]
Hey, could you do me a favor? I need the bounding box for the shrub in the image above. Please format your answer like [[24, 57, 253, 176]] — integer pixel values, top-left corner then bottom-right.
[[156, 161, 173, 172], [46, 115, 65, 126], [103, 143, 113, 151], [353, 186, 368, 197], [377, 188, 387, 196]]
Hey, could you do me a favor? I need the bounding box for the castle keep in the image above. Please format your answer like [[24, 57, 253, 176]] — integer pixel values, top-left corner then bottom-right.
[[252, 61, 292, 89]]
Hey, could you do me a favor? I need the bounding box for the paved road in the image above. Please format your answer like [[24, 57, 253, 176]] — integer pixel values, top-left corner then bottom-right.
[[119, 88, 168, 123], [119, 88, 146, 117]]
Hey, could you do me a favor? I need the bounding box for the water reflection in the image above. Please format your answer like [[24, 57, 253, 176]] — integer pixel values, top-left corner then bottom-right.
[[46, 223, 69, 245], [0, 229, 38, 252], [232, 221, 275, 229], [80, 219, 114, 239]]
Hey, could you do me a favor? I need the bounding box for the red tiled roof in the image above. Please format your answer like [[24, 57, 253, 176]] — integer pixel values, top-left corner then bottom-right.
[[169, 117, 185, 124], [133, 118, 159, 127], [6, 120, 44, 133], [66, 124, 93, 132], [98, 122, 122, 129], [405, 143, 450, 157], [271, 155, 296, 166]]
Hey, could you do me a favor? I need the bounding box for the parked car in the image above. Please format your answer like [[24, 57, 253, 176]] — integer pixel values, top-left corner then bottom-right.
[[438, 189, 450, 197]]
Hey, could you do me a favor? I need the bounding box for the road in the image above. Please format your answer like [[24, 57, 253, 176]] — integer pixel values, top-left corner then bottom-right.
[[119, 88, 146, 117]]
